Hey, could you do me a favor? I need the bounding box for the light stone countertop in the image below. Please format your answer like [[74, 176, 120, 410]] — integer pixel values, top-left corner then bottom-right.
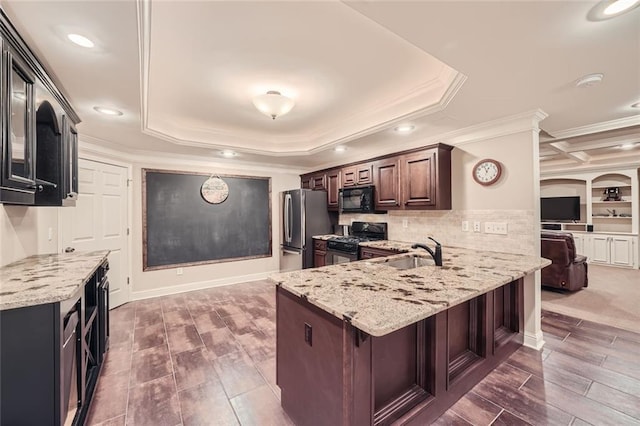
[[0, 251, 110, 311], [311, 234, 339, 241], [270, 241, 550, 337]]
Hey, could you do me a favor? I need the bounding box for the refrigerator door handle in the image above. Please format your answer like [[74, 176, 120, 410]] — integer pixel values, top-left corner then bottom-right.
[[284, 193, 292, 243]]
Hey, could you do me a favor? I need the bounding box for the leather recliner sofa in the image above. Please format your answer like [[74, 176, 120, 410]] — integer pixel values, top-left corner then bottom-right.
[[541, 231, 588, 291]]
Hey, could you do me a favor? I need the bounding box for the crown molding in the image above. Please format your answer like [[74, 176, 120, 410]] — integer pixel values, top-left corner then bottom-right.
[[548, 115, 640, 140], [440, 108, 548, 147], [78, 134, 306, 175]]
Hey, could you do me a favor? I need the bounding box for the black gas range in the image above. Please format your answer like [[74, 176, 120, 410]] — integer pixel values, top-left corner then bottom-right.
[[326, 222, 387, 260]]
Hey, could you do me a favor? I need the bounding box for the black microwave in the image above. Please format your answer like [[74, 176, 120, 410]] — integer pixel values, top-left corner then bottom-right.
[[339, 185, 375, 213]]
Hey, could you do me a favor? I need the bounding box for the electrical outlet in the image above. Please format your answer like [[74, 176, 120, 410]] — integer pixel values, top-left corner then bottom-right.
[[462, 221, 469, 232], [402, 219, 409, 228], [473, 221, 481, 232], [177, 267, 183, 275]]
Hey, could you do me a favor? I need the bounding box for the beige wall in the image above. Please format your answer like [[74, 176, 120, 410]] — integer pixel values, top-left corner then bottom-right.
[[129, 161, 300, 299], [0, 205, 58, 267]]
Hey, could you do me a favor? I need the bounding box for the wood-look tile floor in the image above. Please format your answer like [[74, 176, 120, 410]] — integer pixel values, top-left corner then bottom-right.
[[87, 280, 640, 426]]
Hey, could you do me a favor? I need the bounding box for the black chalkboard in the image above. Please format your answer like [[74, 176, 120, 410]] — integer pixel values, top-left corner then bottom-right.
[[143, 169, 271, 270]]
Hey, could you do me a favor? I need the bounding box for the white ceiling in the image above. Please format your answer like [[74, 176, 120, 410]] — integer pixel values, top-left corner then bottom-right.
[[3, 0, 640, 171]]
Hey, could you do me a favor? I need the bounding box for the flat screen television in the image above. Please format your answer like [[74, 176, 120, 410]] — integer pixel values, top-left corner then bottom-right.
[[540, 196, 580, 222]]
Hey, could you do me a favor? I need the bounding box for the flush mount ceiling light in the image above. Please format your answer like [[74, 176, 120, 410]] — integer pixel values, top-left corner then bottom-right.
[[93, 106, 123, 116], [252, 91, 295, 120], [575, 73, 604, 88], [334, 145, 347, 153], [67, 33, 94, 48], [219, 150, 237, 158], [394, 124, 415, 134], [604, 0, 640, 15], [588, 0, 640, 20]]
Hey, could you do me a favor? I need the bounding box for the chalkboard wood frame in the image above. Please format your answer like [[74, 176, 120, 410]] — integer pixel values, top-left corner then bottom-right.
[[142, 169, 273, 271]]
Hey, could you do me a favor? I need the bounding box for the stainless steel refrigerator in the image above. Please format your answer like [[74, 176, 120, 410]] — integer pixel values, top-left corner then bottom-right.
[[281, 189, 332, 269]]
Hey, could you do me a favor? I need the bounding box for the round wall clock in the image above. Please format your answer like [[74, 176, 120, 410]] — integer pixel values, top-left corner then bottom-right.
[[472, 159, 502, 186], [201, 176, 229, 204]]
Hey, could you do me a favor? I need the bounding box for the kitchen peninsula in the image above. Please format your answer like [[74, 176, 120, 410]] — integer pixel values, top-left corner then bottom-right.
[[270, 243, 550, 425], [0, 251, 110, 426]]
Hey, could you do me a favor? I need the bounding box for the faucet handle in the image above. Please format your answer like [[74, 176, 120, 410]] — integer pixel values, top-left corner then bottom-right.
[[428, 237, 441, 246]]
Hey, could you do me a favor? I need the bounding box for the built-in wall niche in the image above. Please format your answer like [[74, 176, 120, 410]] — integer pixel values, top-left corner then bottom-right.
[[540, 178, 587, 223], [591, 173, 633, 233]]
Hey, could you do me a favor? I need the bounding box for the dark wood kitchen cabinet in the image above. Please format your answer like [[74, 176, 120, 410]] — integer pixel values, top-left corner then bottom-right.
[[0, 10, 80, 205], [301, 143, 452, 212], [402, 145, 452, 210], [372, 157, 401, 209], [301, 171, 327, 191], [326, 168, 341, 211], [313, 238, 327, 267], [342, 162, 372, 187], [277, 279, 523, 426]]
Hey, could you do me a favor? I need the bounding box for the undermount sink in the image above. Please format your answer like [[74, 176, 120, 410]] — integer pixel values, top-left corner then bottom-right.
[[385, 256, 435, 270]]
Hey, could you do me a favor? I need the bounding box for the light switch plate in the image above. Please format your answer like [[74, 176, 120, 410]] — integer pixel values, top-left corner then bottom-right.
[[462, 221, 469, 232], [177, 267, 184, 275], [403, 219, 409, 228]]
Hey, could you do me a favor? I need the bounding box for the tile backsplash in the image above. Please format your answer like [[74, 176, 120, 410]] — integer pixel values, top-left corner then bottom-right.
[[340, 210, 536, 256]]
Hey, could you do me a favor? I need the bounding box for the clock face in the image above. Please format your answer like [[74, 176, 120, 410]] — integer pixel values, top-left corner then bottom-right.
[[473, 159, 502, 186]]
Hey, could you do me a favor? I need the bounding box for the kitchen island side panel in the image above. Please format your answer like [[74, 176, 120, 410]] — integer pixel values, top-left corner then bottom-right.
[[276, 286, 345, 426]]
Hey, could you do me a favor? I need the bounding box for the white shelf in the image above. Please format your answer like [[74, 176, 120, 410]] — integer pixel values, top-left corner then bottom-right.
[[592, 184, 632, 189], [592, 200, 632, 204], [592, 216, 632, 220]]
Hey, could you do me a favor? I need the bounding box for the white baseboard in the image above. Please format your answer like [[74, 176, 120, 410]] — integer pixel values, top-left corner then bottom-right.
[[130, 270, 279, 301], [523, 331, 545, 350]]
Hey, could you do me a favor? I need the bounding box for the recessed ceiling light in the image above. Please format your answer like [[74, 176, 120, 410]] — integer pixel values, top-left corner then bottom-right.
[[603, 0, 640, 15], [67, 33, 95, 48], [334, 146, 347, 153], [619, 143, 637, 150], [632, 102, 640, 108], [93, 106, 123, 116], [575, 73, 604, 88], [394, 124, 415, 134], [220, 150, 237, 158]]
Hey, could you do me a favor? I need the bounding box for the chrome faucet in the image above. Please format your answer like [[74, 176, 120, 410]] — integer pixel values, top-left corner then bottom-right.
[[411, 237, 443, 266]]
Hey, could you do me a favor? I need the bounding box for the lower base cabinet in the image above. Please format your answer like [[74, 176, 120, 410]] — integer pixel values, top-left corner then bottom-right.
[[0, 260, 109, 425], [277, 279, 523, 426], [569, 232, 637, 268]]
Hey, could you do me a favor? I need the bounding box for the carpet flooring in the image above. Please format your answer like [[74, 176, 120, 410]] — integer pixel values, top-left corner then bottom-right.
[[541, 264, 640, 334]]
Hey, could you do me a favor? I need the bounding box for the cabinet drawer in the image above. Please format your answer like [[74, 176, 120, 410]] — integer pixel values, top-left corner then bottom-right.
[[314, 239, 327, 250]]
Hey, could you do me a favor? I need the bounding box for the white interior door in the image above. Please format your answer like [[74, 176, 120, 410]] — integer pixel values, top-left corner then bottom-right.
[[62, 159, 129, 308]]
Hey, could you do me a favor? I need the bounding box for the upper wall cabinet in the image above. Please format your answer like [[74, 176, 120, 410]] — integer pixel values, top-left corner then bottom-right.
[[302, 143, 453, 212], [342, 163, 372, 187], [0, 10, 80, 206]]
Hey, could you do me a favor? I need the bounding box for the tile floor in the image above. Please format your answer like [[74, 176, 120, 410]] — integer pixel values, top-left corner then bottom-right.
[[87, 280, 640, 425]]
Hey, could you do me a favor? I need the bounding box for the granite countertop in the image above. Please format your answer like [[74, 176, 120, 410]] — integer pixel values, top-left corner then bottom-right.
[[0, 251, 110, 311], [270, 241, 550, 337], [312, 234, 340, 241]]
